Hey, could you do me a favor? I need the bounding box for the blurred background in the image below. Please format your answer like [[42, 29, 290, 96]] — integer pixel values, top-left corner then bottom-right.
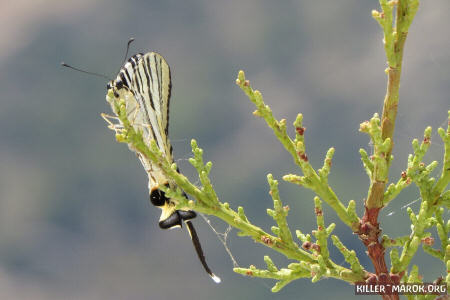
[[0, 0, 449, 299]]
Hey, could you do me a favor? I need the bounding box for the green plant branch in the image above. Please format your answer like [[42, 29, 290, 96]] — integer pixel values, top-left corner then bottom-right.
[[388, 114, 450, 275], [111, 99, 313, 262], [445, 245, 450, 290], [101, 0, 450, 296], [359, 114, 392, 208], [235, 196, 370, 290], [426, 208, 448, 261], [365, 0, 419, 212], [373, 0, 419, 149], [266, 174, 295, 246], [105, 91, 368, 291], [383, 125, 437, 206], [433, 112, 450, 200], [381, 235, 410, 248], [331, 235, 365, 278], [234, 259, 311, 292], [236, 71, 358, 231], [350, 5, 425, 299]]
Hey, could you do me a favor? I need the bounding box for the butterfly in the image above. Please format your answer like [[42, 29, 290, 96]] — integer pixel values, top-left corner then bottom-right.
[[104, 52, 220, 283]]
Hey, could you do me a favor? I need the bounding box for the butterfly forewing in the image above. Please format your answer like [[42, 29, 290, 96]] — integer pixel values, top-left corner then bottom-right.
[[130, 53, 172, 160]]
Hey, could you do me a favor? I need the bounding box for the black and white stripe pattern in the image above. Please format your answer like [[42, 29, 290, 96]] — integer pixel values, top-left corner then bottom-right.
[[113, 53, 171, 157], [116, 53, 143, 89], [108, 52, 173, 192], [106, 52, 220, 283]]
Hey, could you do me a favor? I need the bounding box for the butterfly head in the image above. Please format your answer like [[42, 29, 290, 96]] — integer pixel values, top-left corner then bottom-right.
[[108, 52, 144, 92], [107, 71, 130, 97]]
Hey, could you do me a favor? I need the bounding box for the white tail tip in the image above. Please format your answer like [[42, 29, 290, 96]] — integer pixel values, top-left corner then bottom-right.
[[211, 274, 221, 283]]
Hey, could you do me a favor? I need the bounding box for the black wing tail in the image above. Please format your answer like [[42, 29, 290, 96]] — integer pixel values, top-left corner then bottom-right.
[[185, 220, 221, 283]]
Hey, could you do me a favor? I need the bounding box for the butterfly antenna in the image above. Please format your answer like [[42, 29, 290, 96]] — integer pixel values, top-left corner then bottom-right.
[[120, 38, 135, 69], [185, 220, 221, 283], [61, 62, 110, 80]]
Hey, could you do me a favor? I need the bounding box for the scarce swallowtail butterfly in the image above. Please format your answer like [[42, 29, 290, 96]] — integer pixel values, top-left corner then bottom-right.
[[62, 46, 220, 283], [104, 52, 221, 283]]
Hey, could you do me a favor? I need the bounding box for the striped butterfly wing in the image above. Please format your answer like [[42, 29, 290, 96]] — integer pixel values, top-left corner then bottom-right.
[[107, 51, 220, 283], [130, 53, 172, 159], [122, 53, 173, 190]]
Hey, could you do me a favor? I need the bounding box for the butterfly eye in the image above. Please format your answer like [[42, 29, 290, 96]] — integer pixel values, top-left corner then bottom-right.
[[150, 188, 168, 206], [106, 82, 112, 90]]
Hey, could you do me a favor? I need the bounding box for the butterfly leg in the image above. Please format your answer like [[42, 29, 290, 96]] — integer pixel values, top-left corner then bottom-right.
[[101, 113, 125, 134]]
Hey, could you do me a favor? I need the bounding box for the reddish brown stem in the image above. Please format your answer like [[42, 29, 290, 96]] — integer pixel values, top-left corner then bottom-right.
[[356, 2, 414, 299], [359, 207, 399, 300]]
